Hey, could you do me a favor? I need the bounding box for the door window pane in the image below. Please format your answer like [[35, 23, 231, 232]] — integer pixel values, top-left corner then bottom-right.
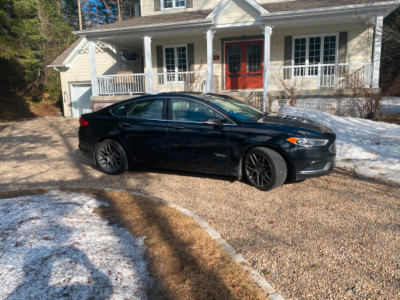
[[247, 43, 261, 72], [171, 98, 226, 123], [227, 45, 241, 74], [128, 99, 163, 120]]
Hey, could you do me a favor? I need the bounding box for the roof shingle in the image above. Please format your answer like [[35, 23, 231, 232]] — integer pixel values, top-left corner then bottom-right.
[[262, 0, 394, 13], [78, 10, 212, 33]]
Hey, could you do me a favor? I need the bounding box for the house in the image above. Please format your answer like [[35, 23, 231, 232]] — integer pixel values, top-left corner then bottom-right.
[[49, 0, 400, 118]]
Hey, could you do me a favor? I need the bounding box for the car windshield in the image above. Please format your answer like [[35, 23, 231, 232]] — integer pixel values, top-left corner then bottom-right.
[[204, 95, 264, 122]]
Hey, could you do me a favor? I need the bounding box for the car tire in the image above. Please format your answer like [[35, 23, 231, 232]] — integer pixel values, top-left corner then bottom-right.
[[244, 147, 287, 191], [94, 139, 128, 175]]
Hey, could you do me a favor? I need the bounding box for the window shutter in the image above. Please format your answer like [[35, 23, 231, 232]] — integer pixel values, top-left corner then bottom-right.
[[187, 43, 194, 71], [154, 0, 161, 11], [186, 0, 193, 8], [284, 36, 292, 79], [338, 32, 348, 63], [156, 45, 164, 83]]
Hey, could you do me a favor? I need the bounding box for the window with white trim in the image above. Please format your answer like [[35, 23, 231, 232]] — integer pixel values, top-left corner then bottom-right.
[[293, 34, 338, 77], [162, 0, 186, 9], [164, 45, 188, 82]]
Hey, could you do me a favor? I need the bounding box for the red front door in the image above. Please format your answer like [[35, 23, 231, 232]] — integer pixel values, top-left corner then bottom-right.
[[225, 40, 263, 90]]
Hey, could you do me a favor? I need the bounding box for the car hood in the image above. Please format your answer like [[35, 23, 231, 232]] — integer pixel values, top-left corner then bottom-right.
[[257, 113, 335, 134]]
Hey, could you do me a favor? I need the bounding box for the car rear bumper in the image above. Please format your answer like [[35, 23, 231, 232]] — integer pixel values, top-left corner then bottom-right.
[[79, 140, 94, 159]]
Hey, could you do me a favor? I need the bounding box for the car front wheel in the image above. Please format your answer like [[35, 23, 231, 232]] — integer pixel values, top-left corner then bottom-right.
[[94, 139, 128, 175], [244, 147, 287, 191]]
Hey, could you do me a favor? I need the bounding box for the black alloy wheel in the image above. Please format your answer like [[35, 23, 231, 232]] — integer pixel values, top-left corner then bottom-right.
[[244, 147, 287, 191], [95, 140, 128, 175]]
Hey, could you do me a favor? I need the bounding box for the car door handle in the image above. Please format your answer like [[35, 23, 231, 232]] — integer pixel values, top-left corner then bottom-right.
[[172, 125, 185, 130], [120, 122, 131, 127]]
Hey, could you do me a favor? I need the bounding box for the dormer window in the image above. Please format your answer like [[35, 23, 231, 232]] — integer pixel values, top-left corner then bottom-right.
[[162, 0, 186, 9]]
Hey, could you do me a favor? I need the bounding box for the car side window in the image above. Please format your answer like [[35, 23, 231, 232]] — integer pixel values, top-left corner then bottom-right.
[[111, 103, 129, 116], [170, 98, 228, 123], [127, 99, 163, 120]]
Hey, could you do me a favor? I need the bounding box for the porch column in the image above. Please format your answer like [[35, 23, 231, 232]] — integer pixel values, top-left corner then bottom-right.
[[143, 35, 153, 94], [372, 15, 384, 89], [263, 25, 272, 112], [206, 29, 215, 93], [88, 40, 98, 96]]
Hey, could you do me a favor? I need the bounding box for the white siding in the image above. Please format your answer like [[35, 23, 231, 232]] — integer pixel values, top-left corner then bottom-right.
[[60, 48, 119, 117]]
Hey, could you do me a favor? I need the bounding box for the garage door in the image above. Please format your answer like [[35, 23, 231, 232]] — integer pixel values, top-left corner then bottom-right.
[[70, 83, 92, 118]]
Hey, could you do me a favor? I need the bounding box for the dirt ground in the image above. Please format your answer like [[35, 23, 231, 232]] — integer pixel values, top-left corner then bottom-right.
[[1, 116, 399, 299]]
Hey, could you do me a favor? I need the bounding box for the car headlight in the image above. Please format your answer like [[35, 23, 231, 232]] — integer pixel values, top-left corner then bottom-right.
[[287, 137, 329, 147]]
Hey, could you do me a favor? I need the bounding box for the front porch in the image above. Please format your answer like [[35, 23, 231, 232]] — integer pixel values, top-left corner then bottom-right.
[[93, 61, 375, 108]]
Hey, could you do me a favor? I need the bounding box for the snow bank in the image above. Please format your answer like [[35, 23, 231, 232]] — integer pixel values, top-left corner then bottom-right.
[[280, 106, 400, 183], [0, 190, 153, 299], [380, 97, 400, 115]]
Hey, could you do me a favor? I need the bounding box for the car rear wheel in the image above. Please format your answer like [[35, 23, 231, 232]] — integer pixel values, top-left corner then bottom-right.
[[244, 147, 287, 191], [95, 139, 128, 175]]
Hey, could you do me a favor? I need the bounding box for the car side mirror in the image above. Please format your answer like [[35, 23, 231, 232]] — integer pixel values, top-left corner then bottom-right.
[[204, 117, 223, 128]]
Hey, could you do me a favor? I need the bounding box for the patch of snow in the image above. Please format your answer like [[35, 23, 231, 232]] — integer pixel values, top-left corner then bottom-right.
[[380, 97, 400, 115], [279, 106, 400, 184], [0, 190, 153, 299]]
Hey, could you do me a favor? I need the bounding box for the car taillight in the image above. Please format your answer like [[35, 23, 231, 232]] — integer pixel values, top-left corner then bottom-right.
[[80, 117, 89, 126]]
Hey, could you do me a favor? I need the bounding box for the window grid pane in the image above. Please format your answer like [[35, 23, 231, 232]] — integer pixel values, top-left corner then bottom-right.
[[293, 35, 337, 77], [294, 38, 306, 76], [308, 37, 321, 76], [163, 0, 173, 8], [175, 0, 185, 7], [323, 36, 337, 75], [165, 46, 187, 82]]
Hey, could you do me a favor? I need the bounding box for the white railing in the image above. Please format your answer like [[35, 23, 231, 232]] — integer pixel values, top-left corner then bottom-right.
[[97, 71, 207, 95], [96, 63, 373, 96], [97, 73, 145, 95], [270, 62, 373, 90], [151, 71, 207, 93]]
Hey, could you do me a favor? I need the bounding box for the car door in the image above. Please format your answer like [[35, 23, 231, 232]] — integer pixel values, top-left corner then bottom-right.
[[117, 97, 170, 167], [166, 97, 236, 175]]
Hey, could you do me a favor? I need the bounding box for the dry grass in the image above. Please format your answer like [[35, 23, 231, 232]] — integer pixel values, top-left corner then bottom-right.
[[0, 92, 60, 122], [0, 188, 268, 300]]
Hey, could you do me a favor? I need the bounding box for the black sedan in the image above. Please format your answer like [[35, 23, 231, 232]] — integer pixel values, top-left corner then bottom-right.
[[79, 93, 336, 191]]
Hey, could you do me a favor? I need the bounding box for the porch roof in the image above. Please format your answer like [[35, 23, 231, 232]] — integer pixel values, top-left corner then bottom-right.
[[75, 10, 212, 36]]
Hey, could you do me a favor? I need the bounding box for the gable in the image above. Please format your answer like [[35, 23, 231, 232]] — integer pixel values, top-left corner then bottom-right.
[[215, 1, 260, 26]]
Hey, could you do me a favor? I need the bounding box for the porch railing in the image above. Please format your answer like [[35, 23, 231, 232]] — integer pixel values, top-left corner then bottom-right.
[[96, 71, 207, 95], [97, 73, 145, 95], [96, 63, 373, 96], [269, 62, 373, 90], [151, 71, 207, 93]]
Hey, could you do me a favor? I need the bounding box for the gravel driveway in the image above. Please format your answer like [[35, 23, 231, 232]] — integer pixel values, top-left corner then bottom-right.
[[1, 117, 399, 299]]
